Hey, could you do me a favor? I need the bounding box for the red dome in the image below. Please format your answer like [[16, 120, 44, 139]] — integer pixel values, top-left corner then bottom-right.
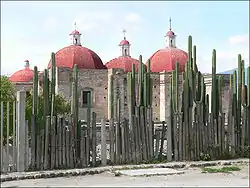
[[106, 56, 140, 72], [9, 67, 34, 83], [119, 39, 130, 46], [148, 47, 188, 72], [48, 45, 106, 69]]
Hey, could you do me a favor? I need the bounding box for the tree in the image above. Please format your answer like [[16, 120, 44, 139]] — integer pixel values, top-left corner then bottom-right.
[[0, 76, 71, 140], [0, 76, 15, 101], [0, 76, 16, 142], [25, 93, 71, 127]]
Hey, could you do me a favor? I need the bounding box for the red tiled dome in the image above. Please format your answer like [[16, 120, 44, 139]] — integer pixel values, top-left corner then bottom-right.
[[9, 67, 34, 82], [48, 45, 106, 69], [148, 47, 189, 72], [106, 56, 140, 72]]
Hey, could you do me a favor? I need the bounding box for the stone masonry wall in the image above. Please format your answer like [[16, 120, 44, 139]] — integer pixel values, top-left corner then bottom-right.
[[57, 67, 108, 122]]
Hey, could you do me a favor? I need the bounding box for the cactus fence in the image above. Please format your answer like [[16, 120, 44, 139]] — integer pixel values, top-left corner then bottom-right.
[[0, 35, 249, 173]]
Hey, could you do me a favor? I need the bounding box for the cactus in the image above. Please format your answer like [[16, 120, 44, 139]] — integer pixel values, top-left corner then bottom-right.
[[50, 52, 56, 117], [43, 69, 49, 118], [32, 66, 38, 117]]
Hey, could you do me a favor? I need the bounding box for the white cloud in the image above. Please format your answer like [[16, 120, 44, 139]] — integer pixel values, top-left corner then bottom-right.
[[229, 34, 249, 45], [124, 12, 141, 23]]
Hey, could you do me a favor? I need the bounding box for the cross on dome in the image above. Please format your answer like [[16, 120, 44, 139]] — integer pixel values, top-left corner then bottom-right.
[[122, 29, 127, 39]]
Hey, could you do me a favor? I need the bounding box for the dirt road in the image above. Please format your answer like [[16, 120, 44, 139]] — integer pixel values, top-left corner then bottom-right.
[[1, 164, 249, 187]]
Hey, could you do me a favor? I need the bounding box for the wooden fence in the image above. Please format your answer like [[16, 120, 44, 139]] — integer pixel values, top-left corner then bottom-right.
[[0, 91, 249, 173]]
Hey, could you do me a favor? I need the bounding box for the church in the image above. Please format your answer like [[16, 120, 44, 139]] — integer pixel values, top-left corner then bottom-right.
[[8, 19, 230, 122]]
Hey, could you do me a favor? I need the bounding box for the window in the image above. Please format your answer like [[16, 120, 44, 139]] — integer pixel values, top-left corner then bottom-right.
[[124, 49, 127, 56], [82, 90, 91, 106]]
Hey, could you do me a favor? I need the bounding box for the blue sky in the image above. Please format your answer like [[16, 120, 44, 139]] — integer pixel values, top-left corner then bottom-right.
[[1, 1, 249, 76]]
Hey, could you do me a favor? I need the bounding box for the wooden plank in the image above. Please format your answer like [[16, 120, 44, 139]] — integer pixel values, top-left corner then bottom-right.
[[147, 107, 153, 160], [16, 91, 26, 172], [221, 113, 226, 156], [30, 114, 36, 170], [39, 127, 44, 171], [44, 116, 50, 170], [121, 119, 126, 164], [173, 113, 178, 161], [115, 121, 121, 164], [91, 112, 97, 167], [69, 120, 75, 168], [115, 99, 121, 165], [194, 113, 199, 160], [58, 117, 63, 168], [155, 131, 160, 159], [1, 102, 4, 173], [109, 118, 115, 164], [12, 101, 16, 171], [139, 107, 147, 161], [101, 119, 107, 166], [50, 116, 56, 169], [80, 129, 86, 168], [136, 107, 142, 162], [86, 109, 91, 166], [65, 124, 70, 168], [178, 113, 183, 161], [161, 121, 167, 160], [218, 115, 222, 157], [6, 102, 10, 171], [55, 117, 59, 169], [166, 117, 172, 161], [61, 119, 66, 168]]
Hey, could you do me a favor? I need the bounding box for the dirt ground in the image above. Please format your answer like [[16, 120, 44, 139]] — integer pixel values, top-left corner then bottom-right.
[[1, 164, 249, 187]]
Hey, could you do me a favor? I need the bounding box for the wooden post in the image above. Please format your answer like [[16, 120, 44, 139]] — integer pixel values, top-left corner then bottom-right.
[[101, 119, 107, 166], [6, 102, 10, 171], [16, 91, 26, 172], [1, 102, 4, 172], [109, 118, 115, 164], [12, 101, 16, 171], [44, 116, 50, 170], [91, 112, 97, 166], [166, 117, 172, 161], [50, 116, 56, 169], [25, 120, 30, 170]]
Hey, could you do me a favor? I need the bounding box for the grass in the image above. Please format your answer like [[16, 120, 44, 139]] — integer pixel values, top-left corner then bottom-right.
[[202, 166, 241, 173]]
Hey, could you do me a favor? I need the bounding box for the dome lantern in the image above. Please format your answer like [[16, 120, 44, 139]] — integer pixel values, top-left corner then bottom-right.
[[119, 29, 131, 57], [69, 22, 82, 46], [165, 17, 177, 48]]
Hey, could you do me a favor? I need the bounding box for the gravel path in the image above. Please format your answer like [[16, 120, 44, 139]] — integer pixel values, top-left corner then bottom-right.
[[1, 164, 249, 187]]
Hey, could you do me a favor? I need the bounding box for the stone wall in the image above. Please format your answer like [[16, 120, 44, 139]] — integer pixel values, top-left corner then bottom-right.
[[56, 67, 108, 121]]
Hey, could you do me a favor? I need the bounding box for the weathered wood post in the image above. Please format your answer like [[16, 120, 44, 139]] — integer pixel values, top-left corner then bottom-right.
[[101, 118, 107, 166], [16, 90, 26, 172]]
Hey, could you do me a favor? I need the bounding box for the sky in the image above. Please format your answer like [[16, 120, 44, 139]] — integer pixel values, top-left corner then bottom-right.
[[1, 1, 249, 76]]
